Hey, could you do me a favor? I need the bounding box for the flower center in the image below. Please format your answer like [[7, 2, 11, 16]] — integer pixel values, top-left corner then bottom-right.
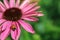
[[3, 8, 22, 21]]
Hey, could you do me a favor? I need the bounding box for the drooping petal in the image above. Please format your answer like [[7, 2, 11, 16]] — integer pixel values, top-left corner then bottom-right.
[[0, 28, 10, 40], [11, 22, 21, 40], [0, 1, 6, 11], [18, 20, 35, 33], [0, 13, 3, 19], [23, 2, 37, 12], [3, 0, 9, 8], [16, 22, 21, 40], [0, 21, 12, 40], [16, 0, 20, 7], [22, 17, 38, 21], [11, 22, 16, 40], [25, 6, 40, 14], [10, 0, 15, 7]]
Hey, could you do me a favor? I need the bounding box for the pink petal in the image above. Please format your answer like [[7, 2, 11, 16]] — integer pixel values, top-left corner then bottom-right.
[[11, 22, 21, 40], [15, 0, 20, 7], [36, 12, 44, 16], [10, 0, 15, 7], [25, 6, 40, 14], [11, 22, 16, 39], [3, 0, 9, 8], [18, 20, 35, 33], [21, 2, 29, 9], [0, 1, 5, 7], [16, 22, 21, 40], [23, 2, 37, 12], [0, 28, 10, 40], [1, 21, 12, 31], [11, 30, 17, 40], [20, 0, 29, 9], [22, 17, 38, 21], [23, 12, 43, 17], [0, 1, 6, 11], [0, 13, 3, 19], [0, 19, 6, 24], [0, 21, 12, 40]]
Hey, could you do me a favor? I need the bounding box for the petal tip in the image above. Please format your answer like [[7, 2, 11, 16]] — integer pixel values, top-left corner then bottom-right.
[[38, 14, 44, 16], [29, 29, 35, 34]]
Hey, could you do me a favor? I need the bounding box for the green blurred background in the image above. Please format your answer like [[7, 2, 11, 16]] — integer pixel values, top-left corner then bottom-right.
[[1, 0, 60, 40]]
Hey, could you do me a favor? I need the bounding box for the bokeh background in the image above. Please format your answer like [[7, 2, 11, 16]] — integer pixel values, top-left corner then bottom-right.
[[1, 0, 60, 40]]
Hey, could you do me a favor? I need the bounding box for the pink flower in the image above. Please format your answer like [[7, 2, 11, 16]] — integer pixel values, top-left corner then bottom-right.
[[0, 0, 43, 40]]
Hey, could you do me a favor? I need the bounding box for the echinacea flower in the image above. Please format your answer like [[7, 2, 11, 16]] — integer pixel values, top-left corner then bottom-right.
[[0, 0, 43, 40]]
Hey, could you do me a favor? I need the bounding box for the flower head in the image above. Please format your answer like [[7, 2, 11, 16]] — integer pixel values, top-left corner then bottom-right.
[[0, 0, 43, 40]]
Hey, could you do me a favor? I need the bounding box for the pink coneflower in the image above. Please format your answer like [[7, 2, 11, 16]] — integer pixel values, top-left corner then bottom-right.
[[0, 0, 43, 40]]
